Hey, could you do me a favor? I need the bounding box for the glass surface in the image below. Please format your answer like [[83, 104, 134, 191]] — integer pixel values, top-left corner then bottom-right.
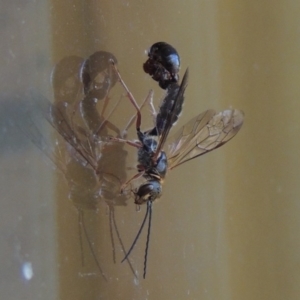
[[1, 1, 300, 299]]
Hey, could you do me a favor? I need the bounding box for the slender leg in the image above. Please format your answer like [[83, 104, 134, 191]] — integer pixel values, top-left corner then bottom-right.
[[109, 136, 141, 149], [99, 93, 111, 118], [95, 94, 123, 135], [120, 170, 145, 193], [110, 59, 142, 130], [148, 91, 157, 119], [122, 89, 154, 138]]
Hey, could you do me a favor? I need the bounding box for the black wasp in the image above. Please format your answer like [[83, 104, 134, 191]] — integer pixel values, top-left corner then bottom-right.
[[110, 42, 244, 279]]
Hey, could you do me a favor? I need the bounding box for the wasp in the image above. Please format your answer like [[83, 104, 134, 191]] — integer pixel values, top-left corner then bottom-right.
[[110, 50, 244, 278]]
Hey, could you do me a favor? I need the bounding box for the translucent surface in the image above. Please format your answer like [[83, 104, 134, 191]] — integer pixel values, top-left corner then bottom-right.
[[1, 1, 300, 299]]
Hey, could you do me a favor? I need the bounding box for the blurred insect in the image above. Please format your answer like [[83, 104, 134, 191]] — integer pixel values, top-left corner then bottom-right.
[[50, 51, 119, 137], [79, 51, 119, 121], [110, 59, 244, 279], [143, 42, 180, 89], [20, 52, 152, 280]]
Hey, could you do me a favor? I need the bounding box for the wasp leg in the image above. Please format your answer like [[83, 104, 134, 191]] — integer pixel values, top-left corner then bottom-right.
[[109, 59, 142, 130], [99, 83, 113, 118], [122, 89, 154, 138], [120, 170, 145, 193], [148, 91, 157, 120], [109, 136, 141, 148], [95, 94, 123, 136]]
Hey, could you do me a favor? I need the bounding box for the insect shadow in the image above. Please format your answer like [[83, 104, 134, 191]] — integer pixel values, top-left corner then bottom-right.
[[18, 51, 151, 280]]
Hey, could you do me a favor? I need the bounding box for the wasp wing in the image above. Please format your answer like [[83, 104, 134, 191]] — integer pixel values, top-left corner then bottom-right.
[[153, 68, 189, 160], [167, 109, 244, 169], [47, 101, 102, 169], [17, 102, 67, 173]]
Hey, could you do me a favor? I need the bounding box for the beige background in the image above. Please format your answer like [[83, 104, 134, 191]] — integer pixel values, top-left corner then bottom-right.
[[1, 1, 300, 299]]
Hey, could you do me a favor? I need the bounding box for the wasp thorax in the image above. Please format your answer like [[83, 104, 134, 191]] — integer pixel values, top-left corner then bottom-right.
[[137, 134, 158, 170], [142, 136, 157, 153], [134, 180, 162, 205]]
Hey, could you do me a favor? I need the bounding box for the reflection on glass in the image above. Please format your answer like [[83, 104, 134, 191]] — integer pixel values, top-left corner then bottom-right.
[[21, 52, 142, 281]]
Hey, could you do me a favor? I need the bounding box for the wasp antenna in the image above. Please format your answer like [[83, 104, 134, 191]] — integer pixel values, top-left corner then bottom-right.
[[121, 202, 150, 263], [143, 201, 152, 279]]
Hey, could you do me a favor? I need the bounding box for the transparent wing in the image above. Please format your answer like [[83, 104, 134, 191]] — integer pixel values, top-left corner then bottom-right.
[[48, 101, 107, 170], [167, 109, 244, 169]]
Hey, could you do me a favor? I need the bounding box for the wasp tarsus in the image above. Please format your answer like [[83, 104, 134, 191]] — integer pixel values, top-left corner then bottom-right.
[[143, 42, 180, 89]]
